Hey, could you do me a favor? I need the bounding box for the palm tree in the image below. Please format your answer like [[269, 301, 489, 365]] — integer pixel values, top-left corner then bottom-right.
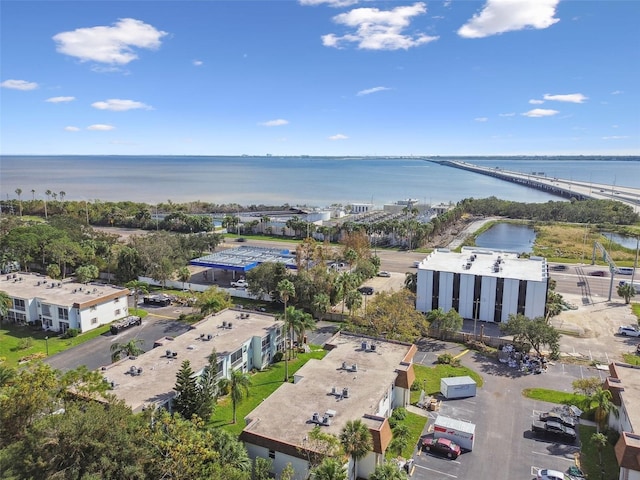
[[44, 189, 51, 219], [312, 293, 331, 321], [291, 308, 315, 355], [125, 280, 149, 310], [404, 272, 417, 294], [339, 419, 372, 480], [218, 368, 251, 424], [591, 432, 608, 476], [388, 424, 410, 457], [30, 189, 35, 201], [177, 266, 191, 290], [14, 189, 22, 217], [110, 338, 145, 362], [0, 290, 12, 326], [369, 463, 408, 480], [313, 458, 348, 480], [277, 279, 295, 382], [617, 283, 636, 304], [590, 386, 619, 432]]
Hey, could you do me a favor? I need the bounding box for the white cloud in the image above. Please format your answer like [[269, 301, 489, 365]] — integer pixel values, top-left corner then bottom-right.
[[64, 126, 80, 132], [543, 93, 588, 103], [193, 60, 203, 66], [53, 18, 167, 65], [602, 136, 629, 140], [322, 2, 439, 51], [1, 79, 38, 90], [610, 90, 623, 95], [300, 0, 359, 6], [529, 99, 544, 105], [46, 96, 75, 103], [87, 124, 115, 131], [499, 112, 516, 117], [458, 0, 560, 39], [91, 99, 152, 111], [475, 117, 489, 122], [259, 119, 289, 127], [329, 134, 348, 140], [522, 108, 559, 118], [357, 86, 390, 96]]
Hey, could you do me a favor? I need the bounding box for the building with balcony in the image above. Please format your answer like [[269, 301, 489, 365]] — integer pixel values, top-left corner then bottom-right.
[[240, 332, 416, 480], [102, 309, 284, 413], [0, 272, 129, 333]]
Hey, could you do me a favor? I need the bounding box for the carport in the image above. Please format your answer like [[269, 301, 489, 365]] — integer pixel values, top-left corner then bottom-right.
[[189, 246, 297, 281]]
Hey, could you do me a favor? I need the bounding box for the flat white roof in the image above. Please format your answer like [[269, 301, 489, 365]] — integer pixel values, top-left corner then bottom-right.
[[441, 376, 476, 386], [0, 272, 128, 305], [102, 309, 282, 412], [416, 247, 547, 282], [434, 415, 476, 434], [242, 334, 413, 449]]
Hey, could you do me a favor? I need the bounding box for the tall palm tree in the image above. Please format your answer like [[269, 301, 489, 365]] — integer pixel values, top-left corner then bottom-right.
[[218, 368, 251, 424], [339, 419, 372, 480], [30, 189, 35, 201], [277, 279, 295, 382], [313, 458, 348, 480], [110, 338, 145, 362], [288, 307, 315, 356], [0, 290, 12, 326], [14, 189, 22, 217], [177, 266, 191, 290], [590, 386, 619, 432], [44, 189, 51, 219], [125, 280, 149, 311]]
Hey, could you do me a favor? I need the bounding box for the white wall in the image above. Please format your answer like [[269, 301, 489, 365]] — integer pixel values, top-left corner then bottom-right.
[[524, 280, 547, 319], [458, 274, 475, 318], [78, 295, 128, 332], [244, 443, 309, 480], [416, 270, 430, 312], [501, 279, 520, 322], [479, 276, 497, 321], [438, 272, 454, 312]]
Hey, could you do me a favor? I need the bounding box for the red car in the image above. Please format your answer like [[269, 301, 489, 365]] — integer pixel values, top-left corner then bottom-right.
[[422, 437, 461, 459], [589, 270, 607, 277]]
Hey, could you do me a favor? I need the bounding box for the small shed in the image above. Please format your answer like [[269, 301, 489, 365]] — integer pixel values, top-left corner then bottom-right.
[[440, 376, 477, 399]]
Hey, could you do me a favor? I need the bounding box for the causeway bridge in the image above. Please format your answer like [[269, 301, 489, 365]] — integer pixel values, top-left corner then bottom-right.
[[430, 159, 640, 213]]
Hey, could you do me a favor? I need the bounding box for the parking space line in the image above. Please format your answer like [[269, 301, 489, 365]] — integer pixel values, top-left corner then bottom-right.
[[413, 464, 458, 478], [532, 451, 576, 462]]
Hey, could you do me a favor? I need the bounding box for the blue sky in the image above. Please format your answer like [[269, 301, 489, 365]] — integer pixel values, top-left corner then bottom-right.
[[1, 0, 639, 156]]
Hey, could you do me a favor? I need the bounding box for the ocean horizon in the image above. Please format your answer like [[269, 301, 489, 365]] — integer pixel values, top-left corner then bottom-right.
[[2, 155, 639, 207]]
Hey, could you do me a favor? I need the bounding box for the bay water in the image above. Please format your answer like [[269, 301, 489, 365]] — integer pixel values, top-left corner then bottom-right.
[[1, 156, 638, 207]]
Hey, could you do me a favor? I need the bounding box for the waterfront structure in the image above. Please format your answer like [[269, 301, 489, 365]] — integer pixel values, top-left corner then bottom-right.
[[240, 332, 416, 480], [0, 272, 129, 333], [350, 203, 374, 214], [190, 245, 298, 276], [101, 309, 283, 412], [605, 362, 640, 479], [415, 247, 549, 323]]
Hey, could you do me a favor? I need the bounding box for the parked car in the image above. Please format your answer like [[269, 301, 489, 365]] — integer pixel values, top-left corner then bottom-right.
[[422, 437, 461, 459], [377, 271, 391, 277], [231, 279, 248, 288], [357, 286, 374, 295], [589, 270, 607, 276], [618, 325, 640, 337], [539, 411, 576, 428], [536, 469, 570, 480], [551, 264, 567, 271]]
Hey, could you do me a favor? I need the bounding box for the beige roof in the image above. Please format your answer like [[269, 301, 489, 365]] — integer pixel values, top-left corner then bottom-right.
[[241, 333, 414, 453], [102, 309, 282, 412]]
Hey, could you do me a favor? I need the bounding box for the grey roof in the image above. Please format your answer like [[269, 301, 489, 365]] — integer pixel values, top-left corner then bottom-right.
[[190, 245, 297, 272]]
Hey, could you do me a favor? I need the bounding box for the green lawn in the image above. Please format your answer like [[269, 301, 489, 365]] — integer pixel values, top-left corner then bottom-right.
[[0, 322, 111, 366], [410, 363, 484, 404], [210, 348, 328, 436], [389, 411, 428, 459], [578, 425, 620, 479], [0, 310, 148, 367], [522, 387, 588, 407]]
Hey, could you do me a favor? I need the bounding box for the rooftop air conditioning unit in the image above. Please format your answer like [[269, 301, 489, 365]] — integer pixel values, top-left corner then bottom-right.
[[342, 387, 349, 398], [361, 341, 368, 350], [331, 386, 337, 395], [312, 412, 320, 423], [322, 416, 331, 425], [351, 364, 357, 372], [370, 344, 377, 352], [342, 361, 348, 370]]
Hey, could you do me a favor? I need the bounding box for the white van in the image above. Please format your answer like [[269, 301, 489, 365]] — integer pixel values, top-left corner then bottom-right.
[[617, 267, 635, 275]]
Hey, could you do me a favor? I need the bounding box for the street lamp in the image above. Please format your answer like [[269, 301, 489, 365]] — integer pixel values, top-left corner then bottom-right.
[[44, 336, 49, 356]]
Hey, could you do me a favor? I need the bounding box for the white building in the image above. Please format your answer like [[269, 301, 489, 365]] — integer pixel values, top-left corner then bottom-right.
[[240, 333, 417, 480], [605, 362, 640, 479], [102, 309, 284, 413], [0, 272, 130, 333], [415, 247, 549, 323]]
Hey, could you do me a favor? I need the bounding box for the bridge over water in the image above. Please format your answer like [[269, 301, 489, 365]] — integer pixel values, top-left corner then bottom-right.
[[430, 159, 640, 213]]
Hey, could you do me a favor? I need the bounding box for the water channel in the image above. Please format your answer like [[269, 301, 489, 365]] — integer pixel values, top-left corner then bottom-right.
[[475, 223, 536, 253]]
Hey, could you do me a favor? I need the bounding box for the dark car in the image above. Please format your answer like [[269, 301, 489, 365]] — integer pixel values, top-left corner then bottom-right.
[[422, 437, 461, 459], [539, 411, 576, 428], [589, 270, 607, 277], [551, 265, 567, 271], [358, 286, 374, 295]]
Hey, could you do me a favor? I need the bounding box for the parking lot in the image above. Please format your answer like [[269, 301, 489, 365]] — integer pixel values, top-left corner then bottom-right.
[[408, 342, 597, 480]]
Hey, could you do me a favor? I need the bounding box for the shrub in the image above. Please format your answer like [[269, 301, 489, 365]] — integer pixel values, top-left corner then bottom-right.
[[391, 407, 408, 421], [273, 351, 284, 362], [17, 337, 34, 350], [437, 353, 460, 366], [62, 328, 80, 339]]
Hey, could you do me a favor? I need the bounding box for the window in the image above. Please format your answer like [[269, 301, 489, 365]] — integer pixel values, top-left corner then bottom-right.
[[231, 348, 243, 365], [42, 304, 51, 317], [114, 309, 121, 316], [261, 335, 271, 348], [114, 297, 120, 303], [90, 305, 97, 311], [268, 450, 275, 459], [14, 299, 25, 311], [91, 317, 98, 325], [58, 307, 69, 320]]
